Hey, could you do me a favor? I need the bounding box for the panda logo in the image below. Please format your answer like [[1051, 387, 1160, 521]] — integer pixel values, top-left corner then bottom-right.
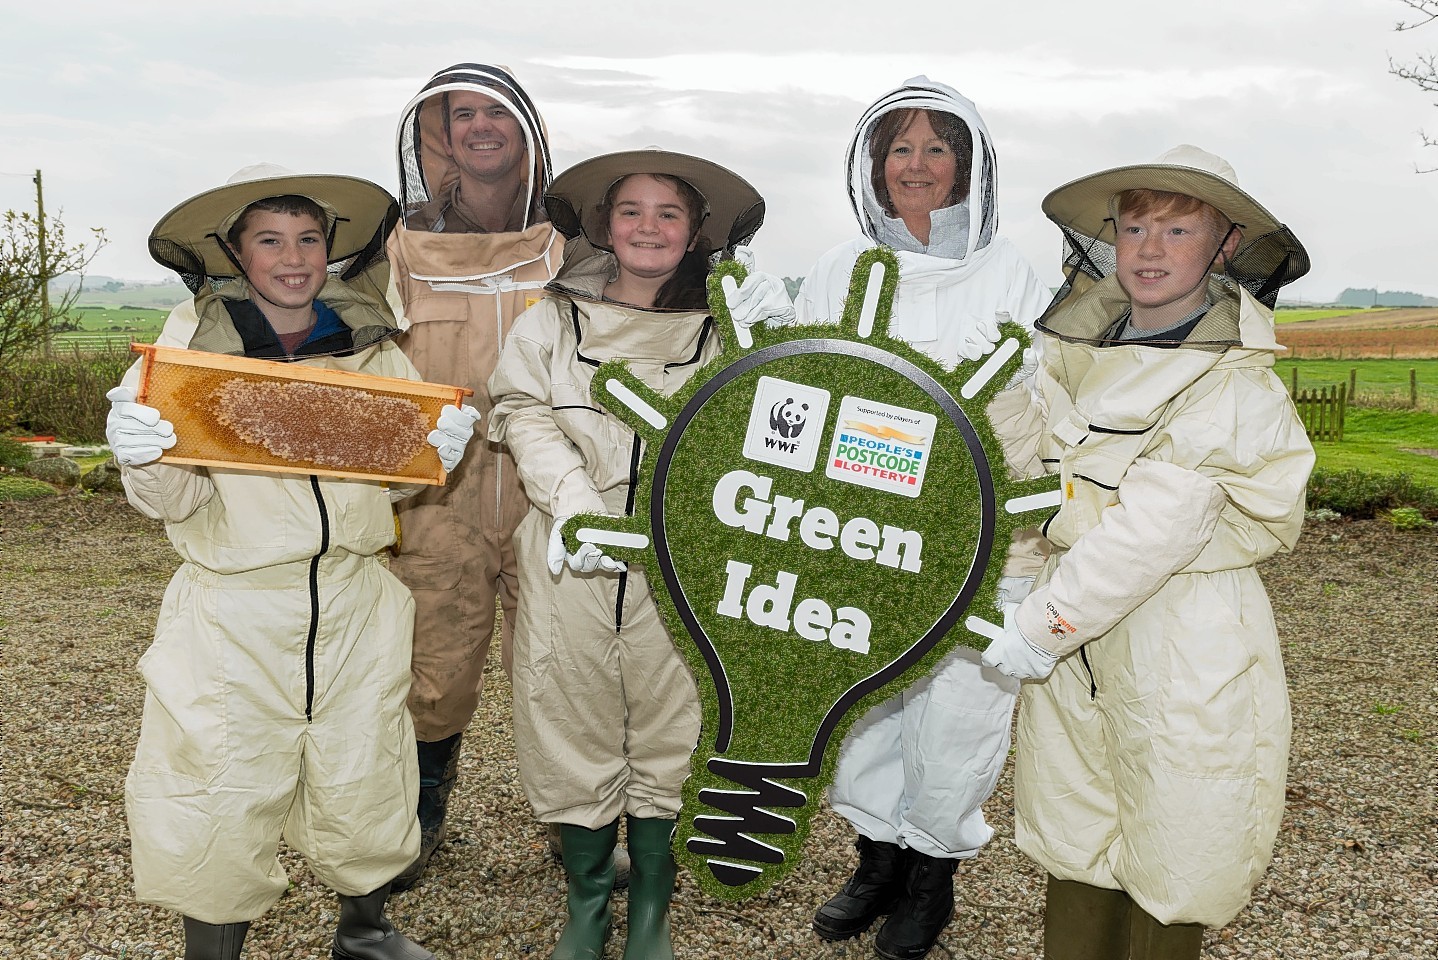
[[769, 398, 809, 440]]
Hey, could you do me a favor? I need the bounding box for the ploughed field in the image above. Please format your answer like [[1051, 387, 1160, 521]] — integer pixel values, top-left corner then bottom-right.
[[1277, 307, 1438, 359]]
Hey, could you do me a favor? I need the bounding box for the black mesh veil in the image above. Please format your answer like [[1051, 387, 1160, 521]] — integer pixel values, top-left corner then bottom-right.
[[394, 63, 552, 230]]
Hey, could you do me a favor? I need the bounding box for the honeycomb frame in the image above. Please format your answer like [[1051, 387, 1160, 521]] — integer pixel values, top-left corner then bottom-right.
[[133, 344, 472, 485]]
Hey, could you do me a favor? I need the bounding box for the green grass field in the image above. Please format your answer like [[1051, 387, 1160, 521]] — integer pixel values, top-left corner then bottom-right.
[[1272, 307, 1384, 324], [1275, 358, 1438, 404], [1310, 407, 1438, 487], [53, 305, 170, 348]]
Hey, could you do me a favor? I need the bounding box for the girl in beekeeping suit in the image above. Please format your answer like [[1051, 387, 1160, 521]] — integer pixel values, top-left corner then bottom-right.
[[104, 163, 479, 960], [488, 147, 766, 960]]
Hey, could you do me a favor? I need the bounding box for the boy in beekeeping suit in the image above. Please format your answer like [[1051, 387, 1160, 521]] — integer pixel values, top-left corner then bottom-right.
[[104, 163, 479, 960], [982, 145, 1314, 959]]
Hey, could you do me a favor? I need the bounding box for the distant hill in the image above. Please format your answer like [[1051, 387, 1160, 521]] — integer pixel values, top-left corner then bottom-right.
[[1336, 288, 1438, 308], [48, 274, 189, 309]]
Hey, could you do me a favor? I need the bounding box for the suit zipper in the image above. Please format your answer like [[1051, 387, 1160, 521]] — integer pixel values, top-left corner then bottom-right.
[[494, 296, 506, 527], [305, 476, 331, 723], [1078, 644, 1097, 700]]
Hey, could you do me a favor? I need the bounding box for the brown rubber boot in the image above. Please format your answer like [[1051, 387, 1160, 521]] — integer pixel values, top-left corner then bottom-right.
[[1043, 875, 1132, 960], [1129, 902, 1204, 960]]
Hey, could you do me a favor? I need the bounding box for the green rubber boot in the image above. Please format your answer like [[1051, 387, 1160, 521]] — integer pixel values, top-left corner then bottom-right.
[[182, 917, 249, 960], [552, 820, 619, 960], [622, 816, 678, 960]]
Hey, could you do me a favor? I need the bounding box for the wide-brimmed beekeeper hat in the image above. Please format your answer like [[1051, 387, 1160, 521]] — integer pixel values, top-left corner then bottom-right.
[[149, 162, 399, 282], [1044, 144, 1289, 239], [544, 148, 765, 254], [1042, 144, 1309, 302]]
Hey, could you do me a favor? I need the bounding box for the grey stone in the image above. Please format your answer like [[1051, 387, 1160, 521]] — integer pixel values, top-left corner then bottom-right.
[[81, 459, 127, 493], [24, 455, 81, 487]]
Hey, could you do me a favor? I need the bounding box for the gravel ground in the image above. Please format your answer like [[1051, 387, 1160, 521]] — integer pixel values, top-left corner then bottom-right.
[[1, 492, 1434, 959]]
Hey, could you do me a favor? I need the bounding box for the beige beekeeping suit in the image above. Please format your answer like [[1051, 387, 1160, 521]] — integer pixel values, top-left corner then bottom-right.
[[487, 252, 719, 824], [987, 274, 1314, 926]]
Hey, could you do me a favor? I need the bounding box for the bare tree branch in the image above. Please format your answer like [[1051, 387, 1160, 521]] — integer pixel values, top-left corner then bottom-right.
[[1390, 1, 1438, 170], [0, 210, 107, 368], [1394, 0, 1438, 31]]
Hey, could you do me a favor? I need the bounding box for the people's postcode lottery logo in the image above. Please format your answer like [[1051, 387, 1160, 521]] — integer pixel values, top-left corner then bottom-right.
[[826, 396, 936, 498]]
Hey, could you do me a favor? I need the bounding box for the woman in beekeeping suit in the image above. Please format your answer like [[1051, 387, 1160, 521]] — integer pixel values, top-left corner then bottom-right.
[[794, 76, 1052, 960], [488, 147, 765, 960]]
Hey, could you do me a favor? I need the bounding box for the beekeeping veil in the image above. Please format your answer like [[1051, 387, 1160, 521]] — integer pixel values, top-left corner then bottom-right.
[[395, 63, 551, 232], [147, 163, 402, 355], [1038, 144, 1310, 349], [846, 76, 998, 261]]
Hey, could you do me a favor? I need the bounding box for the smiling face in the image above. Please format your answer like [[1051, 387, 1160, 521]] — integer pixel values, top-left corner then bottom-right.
[[231, 209, 328, 327], [1114, 194, 1236, 330], [443, 89, 526, 187], [606, 174, 698, 287], [881, 111, 960, 242]]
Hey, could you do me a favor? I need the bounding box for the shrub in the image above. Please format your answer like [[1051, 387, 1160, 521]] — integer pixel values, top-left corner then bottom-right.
[[0, 475, 57, 502], [1306, 468, 1438, 520], [1385, 507, 1434, 531], [0, 435, 31, 470], [0, 344, 134, 442]]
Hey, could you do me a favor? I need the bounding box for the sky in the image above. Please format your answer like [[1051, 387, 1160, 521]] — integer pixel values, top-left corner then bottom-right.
[[3, 0, 1438, 305]]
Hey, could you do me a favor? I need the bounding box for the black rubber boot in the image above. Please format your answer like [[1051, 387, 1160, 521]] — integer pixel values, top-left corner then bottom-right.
[[548, 821, 631, 890], [551, 821, 619, 960], [1129, 902, 1204, 960], [1043, 875, 1132, 960], [812, 836, 907, 940], [182, 917, 249, 960], [331, 884, 434, 960], [874, 850, 957, 960], [621, 816, 678, 960], [391, 732, 462, 893]]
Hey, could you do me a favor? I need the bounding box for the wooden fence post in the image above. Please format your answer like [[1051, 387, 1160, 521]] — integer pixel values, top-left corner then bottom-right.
[[1412, 368, 1419, 408], [1290, 367, 1298, 396], [1338, 384, 1346, 440], [1349, 367, 1357, 401]]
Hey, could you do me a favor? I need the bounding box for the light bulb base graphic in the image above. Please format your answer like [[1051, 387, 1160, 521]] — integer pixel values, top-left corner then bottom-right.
[[686, 758, 808, 887], [566, 249, 1060, 898]]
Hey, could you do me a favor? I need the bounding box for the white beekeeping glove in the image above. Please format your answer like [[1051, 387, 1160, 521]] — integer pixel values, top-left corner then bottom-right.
[[725, 246, 796, 328], [955, 310, 1005, 362], [428, 404, 481, 472], [981, 603, 1058, 681], [105, 386, 177, 466], [547, 515, 625, 576]]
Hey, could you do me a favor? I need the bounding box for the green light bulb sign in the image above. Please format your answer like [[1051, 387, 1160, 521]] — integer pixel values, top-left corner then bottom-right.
[[558, 248, 1060, 899]]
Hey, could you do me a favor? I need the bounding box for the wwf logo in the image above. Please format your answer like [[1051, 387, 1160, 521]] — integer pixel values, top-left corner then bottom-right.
[[769, 398, 809, 440]]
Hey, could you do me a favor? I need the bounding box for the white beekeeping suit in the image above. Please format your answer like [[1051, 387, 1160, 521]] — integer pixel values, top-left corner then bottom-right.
[[799, 76, 1052, 959]]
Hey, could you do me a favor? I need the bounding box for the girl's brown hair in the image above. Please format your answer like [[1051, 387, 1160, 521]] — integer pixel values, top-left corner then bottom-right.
[[599, 173, 714, 311]]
